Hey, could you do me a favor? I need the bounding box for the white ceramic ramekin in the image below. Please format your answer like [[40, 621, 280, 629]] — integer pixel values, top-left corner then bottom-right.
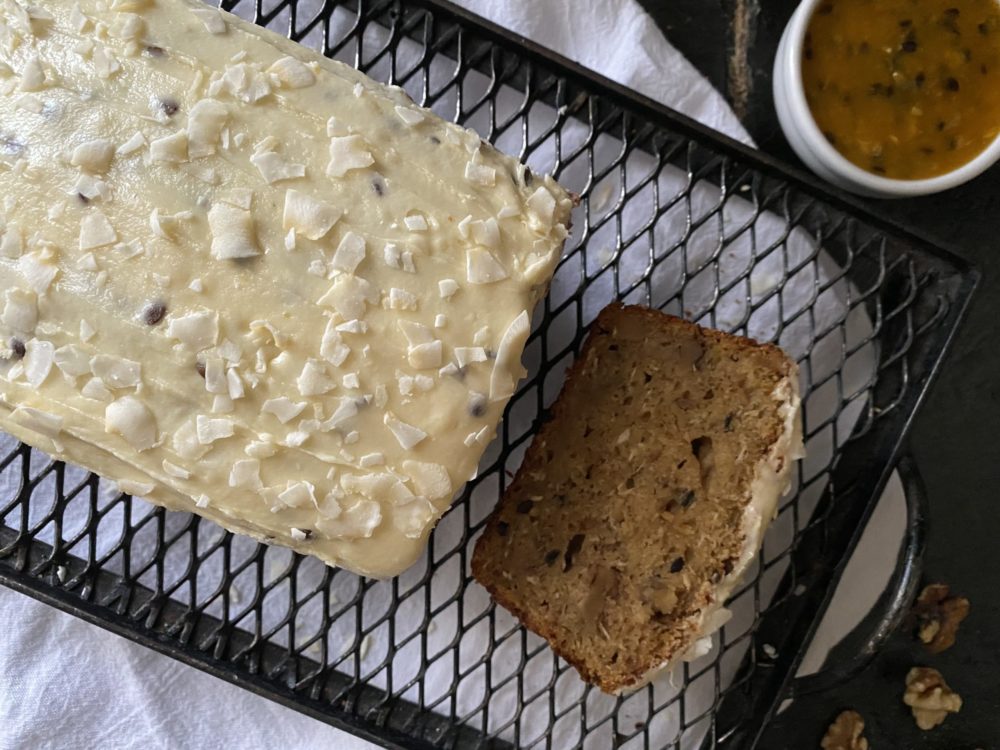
[[773, 0, 1000, 197]]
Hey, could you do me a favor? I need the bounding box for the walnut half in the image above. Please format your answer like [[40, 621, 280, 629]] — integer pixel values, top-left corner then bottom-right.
[[820, 710, 869, 750], [912, 583, 970, 654], [903, 667, 962, 730]]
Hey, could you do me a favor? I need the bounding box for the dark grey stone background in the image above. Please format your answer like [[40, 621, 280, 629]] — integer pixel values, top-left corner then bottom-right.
[[635, 1, 1000, 746]]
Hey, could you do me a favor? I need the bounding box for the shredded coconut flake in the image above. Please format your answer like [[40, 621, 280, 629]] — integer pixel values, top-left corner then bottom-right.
[[1, 224, 23, 258], [79, 211, 117, 250], [408, 341, 442, 370], [394, 105, 424, 126], [466, 247, 508, 284], [105, 396, 158, 451], [90, 353, 142, 389], [196, 414, 234, 444], [219, 62, 271, 104], [320, 320, 351, 366], [384, 413, 427, 450], [403, 214, 428, 232], [250, 150, 305, 184], [245, 439, 277, 458], [322, 397, 359, 431], [268, 56, 315, 89], [116, 479, 155, 497], [360, 452, 385, 467], [187, 99, 228, 158], [2, 288, 37, 333], [71, 138, 114, 173], [455, 346, 487, 368], [226, 368, 245, 400], [471, 218, 500, 248], [336, 319, 368, 335], [19, 55, 44, 92], [438, 279, 459, 299], [166, 309, 219, 351], [527, 185, 557, 224], [393, 497, 436, 539], [81, 377, 112, 402], [229, 459, 263, 490], [207, 203, 259, 259], [383, 243, 402, 269], [150, 209, 191, 241], [192, 7, 227, 34], [53, 344, 91, 377], [118, 131, 146, 155], [318, 274, 378, 320], [398, 320, 434, 345], [162, 460, 191, 480], [297, 359, 336, 397], [278, 481, 316, 509], [327, 135, 374, 178], [402, 460, 453, 500], [203, 357, 226, 394], [282, 189, 341, 240], [465, 161, 496, 186], [262, 397, 307, 424], [330, 231, 367, 273], [316, 497, 381, 539], [149, 131, 188, 163], [490, 310, 531, 401], [388, 287, 418, 311], [18, 253, 58, 295], [23, 339, 54, 388]]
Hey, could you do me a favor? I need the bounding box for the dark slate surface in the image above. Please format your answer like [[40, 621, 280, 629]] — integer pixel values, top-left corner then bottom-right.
[[635, 1, 1000, 747]]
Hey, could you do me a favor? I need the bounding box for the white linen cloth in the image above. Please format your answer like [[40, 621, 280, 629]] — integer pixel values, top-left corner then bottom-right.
[[0, 2, 902, 748]]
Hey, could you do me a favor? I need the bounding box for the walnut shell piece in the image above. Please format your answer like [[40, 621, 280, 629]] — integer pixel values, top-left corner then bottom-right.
[[820, 710, 869, 750], [903, 666, 962, 730]]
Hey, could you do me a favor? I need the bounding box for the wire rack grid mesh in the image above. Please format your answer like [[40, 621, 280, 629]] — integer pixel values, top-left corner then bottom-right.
[[0, 1, 975, 749]]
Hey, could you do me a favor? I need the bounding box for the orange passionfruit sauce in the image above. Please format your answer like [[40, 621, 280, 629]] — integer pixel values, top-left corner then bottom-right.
[[802, 0, 1000, 179]]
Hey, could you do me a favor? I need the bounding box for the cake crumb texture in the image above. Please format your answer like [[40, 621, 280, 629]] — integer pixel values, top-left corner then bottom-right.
[[472, 303, 799, 693]]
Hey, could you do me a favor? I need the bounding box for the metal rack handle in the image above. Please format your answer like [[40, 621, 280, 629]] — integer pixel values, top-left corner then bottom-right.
[[789, 454, 927, 697]]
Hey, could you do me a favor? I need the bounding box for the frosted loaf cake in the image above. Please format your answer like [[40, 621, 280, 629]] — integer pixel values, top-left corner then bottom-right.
[[0, 1, 573, 577]]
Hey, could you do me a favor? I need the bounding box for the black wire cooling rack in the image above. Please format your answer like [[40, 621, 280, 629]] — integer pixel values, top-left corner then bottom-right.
[[0, 1, 978, 748]]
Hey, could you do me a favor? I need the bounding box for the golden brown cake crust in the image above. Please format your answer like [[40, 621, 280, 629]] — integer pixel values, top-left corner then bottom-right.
[[472, 303, 798, 693]]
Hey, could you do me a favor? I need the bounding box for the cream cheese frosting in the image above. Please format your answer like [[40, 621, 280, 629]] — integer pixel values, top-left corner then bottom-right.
[[0, 0, 573, 578]]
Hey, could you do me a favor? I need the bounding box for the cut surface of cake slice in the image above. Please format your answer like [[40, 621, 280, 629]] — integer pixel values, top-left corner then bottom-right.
[[472, 303, 803, 693]]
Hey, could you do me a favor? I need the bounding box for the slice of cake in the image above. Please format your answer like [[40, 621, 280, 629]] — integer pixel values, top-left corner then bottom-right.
[[471, 303, 803, 693]]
